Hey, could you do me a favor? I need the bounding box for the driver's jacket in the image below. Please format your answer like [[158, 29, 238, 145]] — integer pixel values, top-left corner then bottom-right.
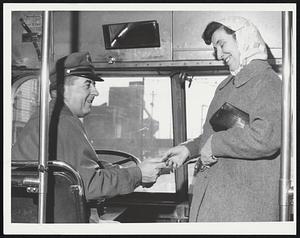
[[12, 100, 142, 200]]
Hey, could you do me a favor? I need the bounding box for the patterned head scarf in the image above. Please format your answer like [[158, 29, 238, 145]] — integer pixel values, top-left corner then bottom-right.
[[216, 16, 268, 75]]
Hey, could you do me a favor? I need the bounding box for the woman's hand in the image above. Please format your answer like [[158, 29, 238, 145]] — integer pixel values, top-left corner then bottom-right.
[[161, 145, 190, 170]]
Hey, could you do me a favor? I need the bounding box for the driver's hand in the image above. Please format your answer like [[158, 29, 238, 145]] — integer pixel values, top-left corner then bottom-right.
[[138, 157, 167, 186]]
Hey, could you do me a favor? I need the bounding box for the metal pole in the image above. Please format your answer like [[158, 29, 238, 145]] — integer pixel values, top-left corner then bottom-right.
[[279, 11, 293, 221], [38, 10, 51, 224]]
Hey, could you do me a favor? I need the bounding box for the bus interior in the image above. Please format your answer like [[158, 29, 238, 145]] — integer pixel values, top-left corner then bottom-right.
[[5, 6, 296, 228]]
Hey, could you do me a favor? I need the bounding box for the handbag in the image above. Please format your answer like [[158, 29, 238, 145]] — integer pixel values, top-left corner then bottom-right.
[[209, 102, 249, 132]]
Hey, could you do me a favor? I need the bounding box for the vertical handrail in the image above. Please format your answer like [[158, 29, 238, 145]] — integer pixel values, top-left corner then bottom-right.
[[279, 11, 293, 221], [38, 10, 51, 224]]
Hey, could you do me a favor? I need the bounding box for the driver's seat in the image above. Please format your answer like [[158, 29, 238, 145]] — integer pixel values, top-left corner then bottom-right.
[[11, 160, 89, 223]]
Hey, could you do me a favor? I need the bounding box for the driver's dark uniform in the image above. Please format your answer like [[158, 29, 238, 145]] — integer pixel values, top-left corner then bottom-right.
[[12, 100, 142, 201]]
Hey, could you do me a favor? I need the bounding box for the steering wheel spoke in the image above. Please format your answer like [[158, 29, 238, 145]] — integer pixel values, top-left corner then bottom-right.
[[95, 149, 141, 166]]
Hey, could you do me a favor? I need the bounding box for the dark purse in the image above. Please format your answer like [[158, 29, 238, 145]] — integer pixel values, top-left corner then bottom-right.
[[209, 102, 249, 132]]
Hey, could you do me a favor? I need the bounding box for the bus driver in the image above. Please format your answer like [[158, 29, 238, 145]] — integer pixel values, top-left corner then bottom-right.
[[12, 52, 167, 209]]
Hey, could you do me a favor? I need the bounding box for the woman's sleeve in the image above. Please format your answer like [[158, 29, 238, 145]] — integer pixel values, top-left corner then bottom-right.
[[211, 77, 281, 159], [181, 136, 202, 158]]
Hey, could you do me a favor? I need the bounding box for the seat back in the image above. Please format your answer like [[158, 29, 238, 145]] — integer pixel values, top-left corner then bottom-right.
[[11, 160, 89, 223]]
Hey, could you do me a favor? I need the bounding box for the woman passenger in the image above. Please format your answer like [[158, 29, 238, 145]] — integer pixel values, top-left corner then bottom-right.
[[163, 16, 282, 222]]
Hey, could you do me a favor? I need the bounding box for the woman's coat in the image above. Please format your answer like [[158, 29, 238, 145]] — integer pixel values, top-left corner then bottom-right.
[[184, 60, 282, 222]]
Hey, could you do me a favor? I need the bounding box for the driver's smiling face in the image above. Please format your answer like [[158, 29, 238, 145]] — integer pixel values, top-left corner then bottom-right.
[[64, 76, 99, 118]]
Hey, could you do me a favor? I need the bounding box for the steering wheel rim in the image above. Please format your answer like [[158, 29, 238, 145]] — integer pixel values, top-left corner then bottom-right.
[[95, 149, 141, 165]]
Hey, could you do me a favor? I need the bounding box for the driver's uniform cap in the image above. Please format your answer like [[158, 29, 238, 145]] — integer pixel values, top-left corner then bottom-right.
[[50, 51, 103, 91]]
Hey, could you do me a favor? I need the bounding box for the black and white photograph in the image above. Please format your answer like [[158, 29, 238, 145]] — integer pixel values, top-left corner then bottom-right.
[[3, 3, 296, 235]]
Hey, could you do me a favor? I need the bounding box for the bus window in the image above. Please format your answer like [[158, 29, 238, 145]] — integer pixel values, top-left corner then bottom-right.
[[12, 76, 40, 145], [185, 76, 226, 190], [84, 76, 175, 193]]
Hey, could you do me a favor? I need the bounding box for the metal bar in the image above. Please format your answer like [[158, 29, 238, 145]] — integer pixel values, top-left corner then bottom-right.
[[38, 10, 51, 224], [92, 59, 281, 72], [279, 11, 292, 221], [171, 73, 188, 201]]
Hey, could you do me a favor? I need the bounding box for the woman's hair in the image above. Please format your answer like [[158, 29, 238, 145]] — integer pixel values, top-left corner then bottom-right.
[[202, 21, 235, 45]]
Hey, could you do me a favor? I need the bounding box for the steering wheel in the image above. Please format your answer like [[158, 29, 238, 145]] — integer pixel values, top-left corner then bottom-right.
[[95, 149, 141, 166]]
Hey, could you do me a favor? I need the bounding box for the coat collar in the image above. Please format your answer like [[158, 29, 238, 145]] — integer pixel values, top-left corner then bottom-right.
[[218, 75, 234, 90], [219, 60, 270, 90]]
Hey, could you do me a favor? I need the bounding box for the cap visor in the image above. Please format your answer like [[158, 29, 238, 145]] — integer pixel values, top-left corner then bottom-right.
[[72, 73, 104, 82], [65, 66, 104, 82], [89, 74, 104, 82]]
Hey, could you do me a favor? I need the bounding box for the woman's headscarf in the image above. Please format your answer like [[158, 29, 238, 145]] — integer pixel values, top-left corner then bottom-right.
[[216, 16, 268, 75]]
